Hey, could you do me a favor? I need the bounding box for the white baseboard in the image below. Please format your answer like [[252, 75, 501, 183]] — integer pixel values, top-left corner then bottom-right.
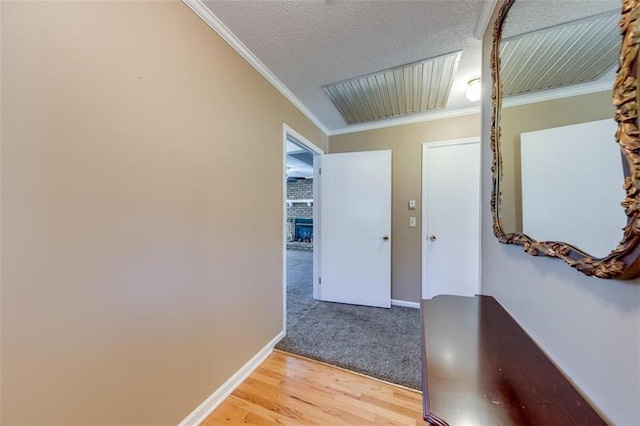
[[178, 331, 285, 426], [391, 299, 420, 309]]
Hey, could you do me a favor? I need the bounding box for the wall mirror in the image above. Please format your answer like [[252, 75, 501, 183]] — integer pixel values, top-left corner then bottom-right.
[[491, 0, 640, 279]]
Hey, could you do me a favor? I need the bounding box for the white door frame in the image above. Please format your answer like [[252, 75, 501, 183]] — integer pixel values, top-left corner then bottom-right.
[[421, 137, 481, 299], [282, 124, 323, 334]]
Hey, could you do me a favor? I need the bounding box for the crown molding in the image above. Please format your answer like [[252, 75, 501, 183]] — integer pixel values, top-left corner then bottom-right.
[[183, 0, 612, 139], [329, 79, 613, 136], [183, 0, 330, 136], [502, 80, 613, 108], [473, 0, 499, 40], [328, 106, 481, 136]]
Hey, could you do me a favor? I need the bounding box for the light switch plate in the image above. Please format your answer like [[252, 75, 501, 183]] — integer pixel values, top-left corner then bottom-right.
[[408, 199, 416, 210], [409, 217, 417, 228]]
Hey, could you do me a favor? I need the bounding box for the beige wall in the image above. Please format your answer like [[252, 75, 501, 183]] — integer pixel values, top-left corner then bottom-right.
[[329, 116, 480, 302], [1, 1, 326, 424], [500, 91, 614, 232], [481, 3, 640, 424]]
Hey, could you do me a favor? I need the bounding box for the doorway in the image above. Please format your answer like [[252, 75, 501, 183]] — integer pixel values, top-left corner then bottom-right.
[[422, 138, 481, 299], [278, 136, 420, 390], [282, 124, 323, 334]]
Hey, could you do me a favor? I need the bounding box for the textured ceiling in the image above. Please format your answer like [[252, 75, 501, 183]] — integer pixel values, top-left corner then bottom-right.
[[502, 0, 619, 38], [202, 0, 484, 130], [198, 0, 621, 132]]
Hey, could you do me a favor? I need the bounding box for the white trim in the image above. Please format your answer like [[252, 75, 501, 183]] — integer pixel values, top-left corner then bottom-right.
[[421, 138, 481, 300], [282, 124, 324, 331], [282, 130, 289, 336], [283, 124, 324, 155], [473, 0, 499, 40], [328, 80, 613, 136], [391, 299, 420, 309], [183, 0, 330, 136], [502, 80, 612, 108], [421, 136, 480, 149], [178, 331, 285, 426], [328, 106, 481, 136], [312, 161, 322, 301]]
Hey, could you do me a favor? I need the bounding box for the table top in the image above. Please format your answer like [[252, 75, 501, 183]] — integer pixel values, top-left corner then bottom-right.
[[421, 295, 605, 426]]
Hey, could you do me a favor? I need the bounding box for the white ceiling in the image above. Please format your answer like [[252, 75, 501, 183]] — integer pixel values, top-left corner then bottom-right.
[[193, 0, 620, 134], [200, 0, 487, 132], [286, 140, 314, 179]]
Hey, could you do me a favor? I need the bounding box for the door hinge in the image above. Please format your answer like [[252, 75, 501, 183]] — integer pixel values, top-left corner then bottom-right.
[[319, 168, 322, 175], [319, 277, 322, 284]]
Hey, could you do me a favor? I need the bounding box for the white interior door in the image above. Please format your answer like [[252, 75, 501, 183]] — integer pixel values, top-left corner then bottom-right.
[[422, 139, 480, 299], [318, 150, 391, 308]]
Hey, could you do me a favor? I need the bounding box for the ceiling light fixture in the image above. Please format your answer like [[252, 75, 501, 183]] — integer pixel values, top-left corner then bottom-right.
[[466, 78, 482, 102]]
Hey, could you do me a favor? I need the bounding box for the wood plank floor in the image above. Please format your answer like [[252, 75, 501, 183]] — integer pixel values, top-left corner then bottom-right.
[[204, 350, 425, 425]]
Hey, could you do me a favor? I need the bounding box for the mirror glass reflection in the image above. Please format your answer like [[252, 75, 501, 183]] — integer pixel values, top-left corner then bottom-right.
[[498, 0, 626, 258]]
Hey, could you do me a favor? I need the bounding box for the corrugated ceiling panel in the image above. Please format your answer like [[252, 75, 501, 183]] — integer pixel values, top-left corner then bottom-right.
[[324, 51, 461, 125], [500, 11, 620, 97]]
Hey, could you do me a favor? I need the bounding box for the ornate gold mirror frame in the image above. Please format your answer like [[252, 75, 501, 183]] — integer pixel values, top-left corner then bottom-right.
[[491, 0, 640, 279]]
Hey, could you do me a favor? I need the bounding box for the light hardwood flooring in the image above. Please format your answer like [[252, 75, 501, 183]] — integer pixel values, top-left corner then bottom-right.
[[204, 350, 425, 425]]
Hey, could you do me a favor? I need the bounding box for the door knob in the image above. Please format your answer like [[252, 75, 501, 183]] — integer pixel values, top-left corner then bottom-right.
[[429, 235, 437, 241], [383, 235, 390, 241]]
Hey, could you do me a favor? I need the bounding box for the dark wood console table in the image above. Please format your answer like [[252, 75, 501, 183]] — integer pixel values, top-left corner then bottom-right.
[[421, 295, 605, 425]]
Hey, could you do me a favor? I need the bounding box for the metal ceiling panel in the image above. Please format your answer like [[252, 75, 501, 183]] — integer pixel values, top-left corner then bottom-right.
[[323, 51, 461, 125], [500, 11, 620, 97]]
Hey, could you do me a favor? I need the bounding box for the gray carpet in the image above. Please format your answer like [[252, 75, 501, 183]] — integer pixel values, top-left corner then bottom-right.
[[276, 250, 422, 390]]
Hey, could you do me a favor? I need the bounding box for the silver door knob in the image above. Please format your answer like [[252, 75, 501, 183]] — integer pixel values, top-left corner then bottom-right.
[[429, 235, 437, 241], [382, 235, 390, 241]]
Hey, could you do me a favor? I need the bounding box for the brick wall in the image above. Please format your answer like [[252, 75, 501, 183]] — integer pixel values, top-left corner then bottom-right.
[[286, 178, 313, 240]]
